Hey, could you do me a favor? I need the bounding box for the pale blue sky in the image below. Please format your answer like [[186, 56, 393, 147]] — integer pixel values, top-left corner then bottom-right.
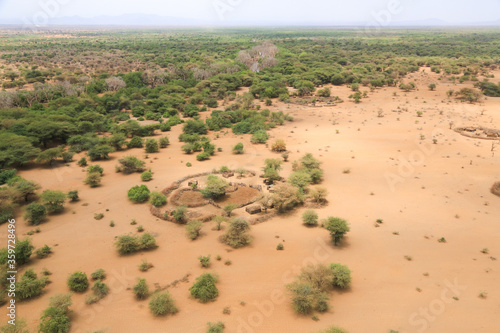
[[0, 0, 499, 25]]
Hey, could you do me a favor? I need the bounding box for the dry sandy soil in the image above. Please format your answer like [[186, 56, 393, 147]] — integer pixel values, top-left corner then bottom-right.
[[1, 68, 499, 333]]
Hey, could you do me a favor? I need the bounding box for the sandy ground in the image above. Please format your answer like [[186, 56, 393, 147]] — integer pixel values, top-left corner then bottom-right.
[[1, 68, 499, 333]]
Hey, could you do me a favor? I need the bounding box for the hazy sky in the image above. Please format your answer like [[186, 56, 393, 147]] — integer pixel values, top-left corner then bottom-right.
[[1, 0, 499, 25]]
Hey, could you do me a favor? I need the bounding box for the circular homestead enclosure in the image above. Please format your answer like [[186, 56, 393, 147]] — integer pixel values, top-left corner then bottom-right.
[[150, 170, 275, 224]]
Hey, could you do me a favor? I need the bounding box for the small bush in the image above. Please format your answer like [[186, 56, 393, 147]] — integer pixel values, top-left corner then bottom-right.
[[67, 271, 89, 292], [309, 187, 328, 204], [87, 165, 104, 175], [219, 218, 252, 248], [35, 245, 52, 259], [94, 213, 104, 220], [117, 156, 145, 174], [91, 269, 106, 280], [145, 139, 159, 153], [149, 192, 167, 207], [251, 130, 268, 144], [232, 143, 244, 154], [115, 233, 157, 255], [92, 280, 109, 298], [277, 243, 284, 250], [141, 171, 153, 182], [15, 238, 35, 266], [271, 139, 286, 152], [139, 259, 153, 272], [16, 269, 48, 300], [128, 185, 150, 203], [197, 152, 211, 161], [67, 190, 79, 202], [24, 203, 47, 225], [133, 278, 149, 300], [38, 306, 70, 333], [329, 263, 352, 289], [201, 175, 228, 199], [302, 210, 318, 226], [159, 137, 170, 148], [186, 220, 203, 240], [77, 157, 87, 167], [127, 136, 144, 149], [40, 190, 66, 214], [84, 172, 102, 187], [190, 273, 219, 303], [172, 206, 187, 223], [207, 321, 225, 333], [199, 255, 211, 268], [149, 292, 178, 316]]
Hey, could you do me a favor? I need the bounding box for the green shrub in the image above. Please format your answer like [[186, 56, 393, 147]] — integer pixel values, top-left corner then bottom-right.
[[91, 269, 106, 280], [277, 243, 284, 250], [91, 280, 109, 298], [127, 136, 144, 149], [0, 169, 16, 185], [16, 269, 48, 300], [139, 259, 153, 272], [323, 217, 350, 246], [289, 172, 312, 190], [67, 271, 89, 292], [35, 245, 52, 259], [219, 218, 252, 248], [196, 152, 211, 161], [87, 164, 104, 175], [201, 175, 228, 199], [186, 221, 203, 240], [232, 143, 244, 154], [127, 185, 150, 203], [145, 138, 159, 153], [141, 170, 153, 182], [38, 306, 70, 333], [207, 322, 225, 333], [67, 190, 79, 202], [198, 255, 211, 268], [330, 263, 352, 289], [159, 137, 170, 148], [149, 192, 167, 207], [302, 210, 318, 226], [48, 293, 72, 312], [133, 278, 149, 300], [115, 235, 140, 255], [271, 140, 286, 152], [15, 238, 34, 265], [190, 273, 219, 303], [287, 282, 323, 315], [251, 130, 268, 144], [149, 292, 178, 316], [172, 206, 187, 223], [77, 157, 87, 167], [84, 172, 102, 187], [24, 203, 47, 225], [117, 156, 145, 174], [115, 233, 157, 255], [139, 233, 157, 250], [40, 190, 66, 213]]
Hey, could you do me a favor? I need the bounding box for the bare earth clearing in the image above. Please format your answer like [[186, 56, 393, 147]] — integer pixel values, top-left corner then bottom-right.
[[1, 69, 499, 333]]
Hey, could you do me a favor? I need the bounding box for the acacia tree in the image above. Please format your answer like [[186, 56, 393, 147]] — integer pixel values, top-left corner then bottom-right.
[[0, 133, 41, 168], [323, 217, 350, 246], [7, 177, 40, 202], [40, 190, 66, 213], [105, 76, 126, 91]]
